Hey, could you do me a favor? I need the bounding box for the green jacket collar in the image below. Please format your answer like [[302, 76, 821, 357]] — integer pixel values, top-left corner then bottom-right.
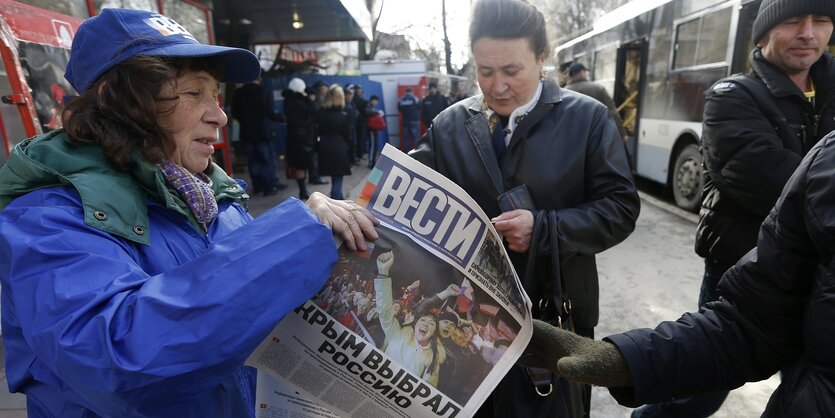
[[0, 130, 247, 245]]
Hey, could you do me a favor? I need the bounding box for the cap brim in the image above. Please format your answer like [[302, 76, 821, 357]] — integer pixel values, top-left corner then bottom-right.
[[144, 43, 261, 84]]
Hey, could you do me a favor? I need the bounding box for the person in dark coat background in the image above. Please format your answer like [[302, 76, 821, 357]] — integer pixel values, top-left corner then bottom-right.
[[409, 0, 640, 416], [343, 84, 359, 165], [521, 129, 835, 418], [231, 71, 286, 195], [282, 78, 317, 200], [397, 87, 421, 151], [353, 84, 369, 161], [419, 82, 449, 130], [308, 80, 329, 186], [315, 84, 353, 199], [563, 62, 626, 141]]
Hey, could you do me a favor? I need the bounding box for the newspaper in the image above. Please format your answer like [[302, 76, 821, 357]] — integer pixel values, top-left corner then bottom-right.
[[247, 144, 533, 418]]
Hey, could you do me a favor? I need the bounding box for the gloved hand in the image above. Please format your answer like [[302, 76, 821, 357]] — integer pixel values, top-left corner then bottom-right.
[[519, 319, 634, 388]]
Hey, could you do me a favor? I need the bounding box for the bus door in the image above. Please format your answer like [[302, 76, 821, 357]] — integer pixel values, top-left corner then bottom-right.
[[614, 38, 646, 167], [0, 1, 81, 165]]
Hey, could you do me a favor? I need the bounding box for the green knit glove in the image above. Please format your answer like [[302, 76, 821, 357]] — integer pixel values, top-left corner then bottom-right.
[[519, 319, 634, 388]]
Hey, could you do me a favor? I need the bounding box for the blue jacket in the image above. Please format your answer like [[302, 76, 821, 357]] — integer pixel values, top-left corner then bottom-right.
[[397, 92, 420, 122], [0, 131, 337, 417]]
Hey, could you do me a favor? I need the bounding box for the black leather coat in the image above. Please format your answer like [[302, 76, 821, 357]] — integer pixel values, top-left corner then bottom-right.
[[315, 108, 352, 176], [696, 50, 835, 266], [410, 80, 639, 329], [609, 132, 835, 417]]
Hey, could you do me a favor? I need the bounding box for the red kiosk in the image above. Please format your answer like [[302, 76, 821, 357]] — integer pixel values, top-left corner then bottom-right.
[[0, 0, 234, 174]]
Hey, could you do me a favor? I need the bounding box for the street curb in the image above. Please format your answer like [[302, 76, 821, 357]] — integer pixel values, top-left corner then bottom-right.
[[638, 191, 699, 224]]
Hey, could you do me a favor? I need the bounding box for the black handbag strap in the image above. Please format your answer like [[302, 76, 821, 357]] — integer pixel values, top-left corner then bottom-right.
[[522, 210, 574, 416], [523, 210, 566, 322]]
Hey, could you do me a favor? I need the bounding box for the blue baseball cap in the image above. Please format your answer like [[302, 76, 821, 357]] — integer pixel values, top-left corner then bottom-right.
[[65, 8, 260, 93]]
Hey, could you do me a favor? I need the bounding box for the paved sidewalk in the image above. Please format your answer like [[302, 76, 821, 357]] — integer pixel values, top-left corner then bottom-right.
[[0, 156, 373, 415]]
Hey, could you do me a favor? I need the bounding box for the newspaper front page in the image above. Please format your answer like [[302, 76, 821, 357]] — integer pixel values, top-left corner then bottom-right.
[[247, 145, 532, 418]]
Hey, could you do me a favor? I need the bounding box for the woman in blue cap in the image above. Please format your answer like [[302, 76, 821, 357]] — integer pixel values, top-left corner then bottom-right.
[[0, 8, 378, 418]]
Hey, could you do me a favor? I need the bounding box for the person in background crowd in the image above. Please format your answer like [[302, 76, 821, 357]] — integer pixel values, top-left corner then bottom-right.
[[564, 62, 626, 141], [420, 82, 450, 130], [397, 87, 421, 151], [315, 84, 353, 199], [353, 84, 369, 161], [451, 82, 470, 103], [632, 1, 835, 417], [343, 84, 360, 166], [0, 9, 379, 418], [410, 0, 639, 416], [308, 80, 329, 186], [231, 70, 286, 196], [366, 94, 383, 168], [313, 80, 328, 109], [522, 128, 835, 418], [283, 78, 318, 200]]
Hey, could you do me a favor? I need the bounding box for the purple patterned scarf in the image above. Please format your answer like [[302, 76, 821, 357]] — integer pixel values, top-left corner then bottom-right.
[[158, 160, 218, 226]]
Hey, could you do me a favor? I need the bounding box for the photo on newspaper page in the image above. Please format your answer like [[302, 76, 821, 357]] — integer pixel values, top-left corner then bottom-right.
[[247, 145, 532, 418]]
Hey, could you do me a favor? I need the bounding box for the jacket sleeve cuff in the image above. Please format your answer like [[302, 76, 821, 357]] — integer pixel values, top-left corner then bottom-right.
[[603, 331, 664, 407]]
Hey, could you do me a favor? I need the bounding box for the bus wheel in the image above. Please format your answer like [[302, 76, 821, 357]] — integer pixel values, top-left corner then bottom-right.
[[672, 144, 703, 212]]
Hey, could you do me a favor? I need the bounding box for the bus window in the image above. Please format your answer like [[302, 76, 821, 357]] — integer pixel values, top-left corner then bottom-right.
[[593, 44, 618, 96], [94, 0, 159, 14], [673, 6, 733, 70], [13, 0, 88, 18], [673, 18, 699, 69], [696, 8, 732, 65]]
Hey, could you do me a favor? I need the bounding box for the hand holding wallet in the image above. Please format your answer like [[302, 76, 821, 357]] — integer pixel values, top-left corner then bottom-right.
[[497, 184, 536, 212]]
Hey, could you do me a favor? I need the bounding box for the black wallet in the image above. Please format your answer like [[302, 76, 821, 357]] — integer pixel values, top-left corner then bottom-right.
[[497, 184, 536, 212]]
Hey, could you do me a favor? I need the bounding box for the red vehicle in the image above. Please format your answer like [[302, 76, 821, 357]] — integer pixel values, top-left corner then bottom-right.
[[0, 0, 234, 173]]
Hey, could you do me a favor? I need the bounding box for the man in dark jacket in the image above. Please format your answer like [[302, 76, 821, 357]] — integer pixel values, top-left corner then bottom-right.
[[419, 83, 449, 130], [564, 62, 626, 141], [634, 0, 835, 416], [397, 87, 420, 151], [521, 129, 835, 418], [231, 74, 286, 196], [343, 84, 359, 165], [353, 85, 369, 161]]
